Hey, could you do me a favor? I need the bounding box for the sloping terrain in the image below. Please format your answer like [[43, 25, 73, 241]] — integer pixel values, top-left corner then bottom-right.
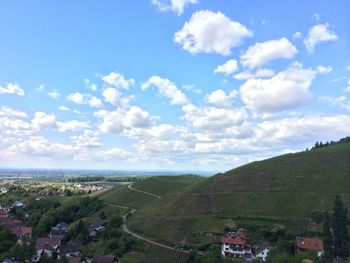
[[127, 139, 350, 247]]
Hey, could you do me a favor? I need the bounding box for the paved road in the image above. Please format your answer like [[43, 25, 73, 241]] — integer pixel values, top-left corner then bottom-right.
[[127, 183, 162, 199]]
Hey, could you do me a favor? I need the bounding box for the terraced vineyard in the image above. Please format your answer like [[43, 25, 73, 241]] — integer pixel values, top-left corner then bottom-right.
[[99, 185, 157, 209], [122, 242, 189, 263]]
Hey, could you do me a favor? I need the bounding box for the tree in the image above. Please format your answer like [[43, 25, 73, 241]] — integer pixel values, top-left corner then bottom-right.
[[323, 212, 334, 260], [332, 195, 350, 258], [99, 210, 107, 220]]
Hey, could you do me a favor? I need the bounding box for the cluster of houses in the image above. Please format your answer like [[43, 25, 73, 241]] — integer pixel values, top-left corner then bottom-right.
[[1, 198, 116, 263], [0, 200, 32, 245], [221, 228, 324, 261], [33, 219, 109, 262]]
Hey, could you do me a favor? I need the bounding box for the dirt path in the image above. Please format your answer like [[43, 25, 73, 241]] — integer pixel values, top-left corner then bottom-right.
[[106, 184, 189, 254], [121, 209, 188, 253], [127, 183, 162, 199]]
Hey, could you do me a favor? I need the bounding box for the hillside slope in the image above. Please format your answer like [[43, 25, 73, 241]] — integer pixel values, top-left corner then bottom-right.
[[192, 140, 350, 193], [127, 139, 350, 246]]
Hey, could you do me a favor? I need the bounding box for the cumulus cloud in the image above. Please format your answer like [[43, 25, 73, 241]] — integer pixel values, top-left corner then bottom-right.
[[0, 106, 28, 119], [9, 136, 75, 158], [0, 83, 25, 96], [182, 104, 247, 131], [214, 59, 239, 75], [233, 68, 275, 80], [47, 90, 61, 99], [88, 96, 104, 108], [31, 112, 57, 131], [240, 37, 297, 69], [58, 106, 70, 112], [142, 76, 190, 105], [174, 10, 252, 55], [303, 23, 338, 53], [240, 62, 317, 116], [70, 129, 101, 149], [206, 89, 232, 108], [150, 0, 198, 15], [67, 92, 85, 104], [95, 106, 152, 134], [317, 65, 333, 75], [102, 87, 129, 107], [102, 71, 135, 89], [67, 92, 103, 108], [57, 120, 90, 132], [321, 96, 350, 112]]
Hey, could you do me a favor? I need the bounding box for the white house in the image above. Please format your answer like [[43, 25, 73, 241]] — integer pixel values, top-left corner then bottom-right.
[[255, 243, 271, 262]]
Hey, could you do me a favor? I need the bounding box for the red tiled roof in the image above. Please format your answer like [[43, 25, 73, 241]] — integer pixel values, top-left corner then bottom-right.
[[35, 237, 61, 250], [11, 226, 32, 236], [296, 237, 324, 251], [222, 236, 246, 246]]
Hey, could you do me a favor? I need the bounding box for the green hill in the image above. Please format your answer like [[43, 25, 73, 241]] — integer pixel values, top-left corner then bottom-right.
[[127, 139, 350, 247]]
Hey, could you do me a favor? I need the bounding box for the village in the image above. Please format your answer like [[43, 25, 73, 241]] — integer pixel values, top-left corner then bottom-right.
[[0, 199, 118, 263]]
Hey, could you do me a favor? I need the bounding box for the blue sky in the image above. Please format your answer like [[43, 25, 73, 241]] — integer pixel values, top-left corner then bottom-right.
[[0, 0, 349, 171]]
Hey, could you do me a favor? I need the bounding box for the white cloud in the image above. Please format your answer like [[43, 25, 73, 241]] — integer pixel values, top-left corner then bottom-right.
[[321, 96, 350, 111], [233, 68, 275, 80], [206, 89, 231, 108], [74, 147, 129, 161], [58, 106, 70, 112], [102, 87, 129, 107], [174, 10, 252, 55], [293, 32, 302, 40], [344, 79, 350, 93], [182, 84, 202, 94], [0, 106, 28, 119], [10, 136, 75, 158], [142, 76, 190, 105], [214, 59, 239, 75], [150, 0, 198, 15], [240, 62, 317, 116], [240, 37, 297, 69], [303, 23, 338, 53], [67, 92, 103, 108], [31, 112, 57, 131], [57, 120, 90, 132], [70, 129, 101, 149], [84, 79, 97, 91], [47, 90, 61, 99], [102, 71, 135, 89], [182, 104, 247, 131], [88, 96, 104, 108], [317, 65, 333, 75], [67, 92, 85, 104], [0, 83, 25, 96], [95, 107, 152, 134]]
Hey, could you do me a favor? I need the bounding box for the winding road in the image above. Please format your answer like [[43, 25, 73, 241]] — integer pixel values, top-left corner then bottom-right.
[[108, 183, 189, 254]]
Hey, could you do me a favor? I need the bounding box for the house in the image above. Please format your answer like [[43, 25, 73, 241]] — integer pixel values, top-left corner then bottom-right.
[[90, 255, 118, 263], [10, 226, 32, 241], [255, 242, 271, 262], [35, 236, 61, 259], [13, 201, 24, 208], [0, 218, 23, 227], [296, 237, 324, 257], [50, 222, 69, 236], [57, 244, 82, 257], [221, 228, 252, 259], [88, 219, 107, 239]]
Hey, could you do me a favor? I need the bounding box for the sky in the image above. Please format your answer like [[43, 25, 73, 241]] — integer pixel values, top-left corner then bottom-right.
[[0, 0, 349, 172]]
